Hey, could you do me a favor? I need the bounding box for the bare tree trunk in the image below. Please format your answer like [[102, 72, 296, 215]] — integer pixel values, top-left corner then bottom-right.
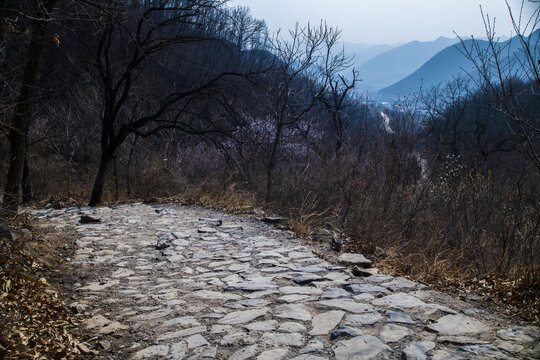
[[21, 152, 32, 204], [2, 0, 57, 211], [265, 123, 283, 201], [88, 148, 114, 207]]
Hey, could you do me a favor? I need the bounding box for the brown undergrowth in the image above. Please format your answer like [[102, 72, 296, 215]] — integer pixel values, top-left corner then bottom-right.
[[372, 245, 540, 324], [0, 212, 86, 359]]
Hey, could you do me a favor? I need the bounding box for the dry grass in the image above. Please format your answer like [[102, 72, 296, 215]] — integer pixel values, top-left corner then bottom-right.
[[375, 245, 540, 324], [0, 213, 86, 359]]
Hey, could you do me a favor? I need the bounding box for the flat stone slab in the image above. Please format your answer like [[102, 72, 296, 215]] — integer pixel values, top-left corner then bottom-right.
[[319, 299, 375, 313], [135, 345, 169, 358], [256, 348, 289, 360], [262, 332, 304, 346], [371, 293, 428, 308], [280, 286, 323, 296], [496, 326, 540, 342], [274, 304, 312, 321], [331, 326, 363, 340], [345, 283, 389, 294], [402, 341, 435, 360], [321, 287, 350, 299], [338, 253, 372, 267], [345, 313, 383, 326], [217, 308, 268, 325], [229, 344, 258, 360], [309, 310, 345, 335], [379, 323, 413, 342], [427, 314, 490, 335], [333, 335, 392, 359], [190, 290, 242, 301], [293, 274, 324, 284]]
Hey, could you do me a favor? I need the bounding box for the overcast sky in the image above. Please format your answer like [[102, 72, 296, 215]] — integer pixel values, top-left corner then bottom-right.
[[228, 0, 538, 44]]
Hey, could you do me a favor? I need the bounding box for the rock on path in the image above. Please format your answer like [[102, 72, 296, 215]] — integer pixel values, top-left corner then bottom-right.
[[31, 203, 540, 359]]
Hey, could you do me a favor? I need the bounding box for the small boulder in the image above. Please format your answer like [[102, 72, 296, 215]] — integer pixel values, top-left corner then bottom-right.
[[338, 253, 372, 268]]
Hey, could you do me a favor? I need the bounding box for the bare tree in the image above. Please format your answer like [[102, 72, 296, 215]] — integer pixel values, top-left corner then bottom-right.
[[2, 0, 59, 212], [457, 0, 540, 169], [87, 0, 264, 206], [259, 22, 353, 200]]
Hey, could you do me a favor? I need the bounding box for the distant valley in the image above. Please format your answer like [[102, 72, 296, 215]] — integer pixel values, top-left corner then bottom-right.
[[345, 29, 540, 101]]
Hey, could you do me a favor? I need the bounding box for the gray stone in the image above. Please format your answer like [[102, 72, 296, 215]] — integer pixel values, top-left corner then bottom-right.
[[190, 290, 242, 301], [162, 248, 177, 256], [186, 334, 209, 349], [345, 312, 382, 326], [136, 345, 170, 358], [294, 266, 329, 274], [274, 304, 312, 321], [156, 234, 172, 250], [277, 294, 315, 303], [293, 274, 324, 285], [227, 277, 277, 292], [371, 293, 427, 308], [438, 336, 489, 345], [188, 346, 217, 359], [321, 287, 350, 299], [199, 218, 222, 226], [431, 350, 468, 360], [496, 326, 540, 342], [256, 348, 289, 360], [300, 339, 324, 354], [278, 322, 307, 332], [496, 341, 524, 353], [386, 310, 415, 324], [344, 283, 389, 294], [381, 277, 419, 291], [210, 325, 232, 334], [309, 310, 345, 335], [379, 323, 413, 342], [262, 332, 304, 347], [221, 225, 243, 232], [427, 314, 490, 335], [158, 326, 207, 341], [319, 299, 375, 313], [220, 332, 256, 346], [330, 326, 363, 340], [291, 356, 327, 360], [229, 345, 258, 360], [462, 344, 515, 359], [333, 335, 392, 360], [280, 286, 323, 296], [217, 308, 268, 325], [402, 341, 436, 360], [243, 320, 278, 332], [338, 253, 372, 267], [324, 272, 351, 282]]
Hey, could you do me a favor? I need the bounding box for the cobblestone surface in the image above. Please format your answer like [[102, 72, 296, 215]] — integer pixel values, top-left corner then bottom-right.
[[32, 203, 540, 359]]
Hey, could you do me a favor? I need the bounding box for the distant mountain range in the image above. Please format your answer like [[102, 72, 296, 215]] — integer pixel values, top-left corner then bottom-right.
[[342, 42, 397, 68], [347, 37, 459, 92], [380, 29, 540, 97]]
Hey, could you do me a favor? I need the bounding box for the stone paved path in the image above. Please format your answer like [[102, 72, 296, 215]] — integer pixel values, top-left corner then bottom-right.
[[32, 203, 540, 359]]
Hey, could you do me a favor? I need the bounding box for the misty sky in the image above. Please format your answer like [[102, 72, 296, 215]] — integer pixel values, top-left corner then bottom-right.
[[228, 0, 538, 44]]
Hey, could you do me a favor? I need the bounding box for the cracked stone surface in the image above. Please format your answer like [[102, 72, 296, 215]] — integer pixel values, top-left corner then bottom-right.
[[31, 203, 540, 359]]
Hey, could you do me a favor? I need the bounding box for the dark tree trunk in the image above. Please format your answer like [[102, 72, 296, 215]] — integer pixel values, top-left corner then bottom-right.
[[2, 0, 57, 211], [88, 149, 114, 207], [21, 153, 32, 204]]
